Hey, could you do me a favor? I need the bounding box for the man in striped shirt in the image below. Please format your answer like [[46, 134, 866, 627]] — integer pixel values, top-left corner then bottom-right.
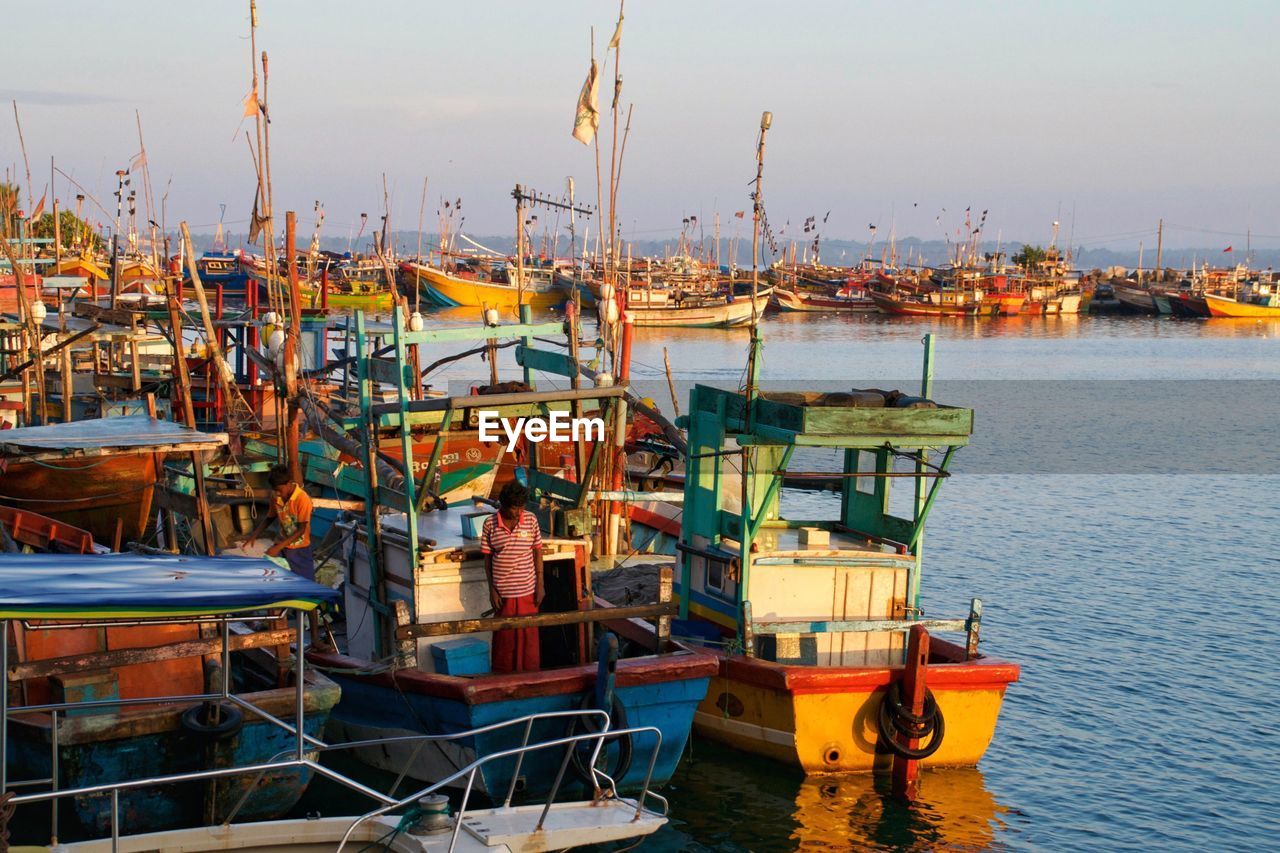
[[481, 481, 544, 672]]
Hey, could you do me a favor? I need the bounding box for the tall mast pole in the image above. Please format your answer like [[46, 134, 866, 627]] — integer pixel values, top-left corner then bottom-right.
[[745, 110, 771, 404], [1154, 218, 1163, 284]]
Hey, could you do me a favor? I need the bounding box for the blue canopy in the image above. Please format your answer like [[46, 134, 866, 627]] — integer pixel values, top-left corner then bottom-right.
[[0, 553, 340, 619]]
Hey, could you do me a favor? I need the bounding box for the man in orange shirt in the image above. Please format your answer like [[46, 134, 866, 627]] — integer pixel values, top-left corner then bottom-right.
[[235, 465, 328, 649], [239, 465, 315, 580]]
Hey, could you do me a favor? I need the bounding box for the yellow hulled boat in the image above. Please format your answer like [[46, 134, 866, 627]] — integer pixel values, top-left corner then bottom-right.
[[674, 340, 1018, 774], [404, 261, 563, 311], [1205, 288, 1280, 318]]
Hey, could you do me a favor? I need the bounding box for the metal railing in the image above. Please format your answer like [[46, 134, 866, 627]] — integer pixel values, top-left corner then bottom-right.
[[3, 602, 666, 851]]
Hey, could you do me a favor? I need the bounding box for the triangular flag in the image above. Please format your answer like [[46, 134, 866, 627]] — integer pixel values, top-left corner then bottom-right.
[[607, 8, 624, 51], [572, 60, 600, 145], [243, 85, 259, 118], [29, 191, 46, 221]]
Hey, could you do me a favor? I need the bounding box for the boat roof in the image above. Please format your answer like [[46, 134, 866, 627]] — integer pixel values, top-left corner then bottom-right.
[[0, 415, 227, 461], [0, 553, 339, 618]]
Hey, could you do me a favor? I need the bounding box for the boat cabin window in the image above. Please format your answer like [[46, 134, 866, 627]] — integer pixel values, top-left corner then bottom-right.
[[706, 557, 725, 593], [854, 450, 877, 495]]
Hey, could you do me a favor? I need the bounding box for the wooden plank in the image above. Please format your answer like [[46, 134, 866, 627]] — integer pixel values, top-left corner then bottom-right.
[[8, 628, 296, 681], [515, 345, 579, 379], [395, 601, 678, 641], [752, 617, 967, 635]]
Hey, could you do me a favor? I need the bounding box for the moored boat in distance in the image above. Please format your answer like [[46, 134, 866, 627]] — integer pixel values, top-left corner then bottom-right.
[[1204, 281, 1280, 317]]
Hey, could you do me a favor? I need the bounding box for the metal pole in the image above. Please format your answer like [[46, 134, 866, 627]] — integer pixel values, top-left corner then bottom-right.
[[50, 709, 59, 845], [2, 619, 8, 793], [111, 788, 120, 851], [295, 608, 305, 760], [504, 717, 535, 808], [221, 618, 231, 698]]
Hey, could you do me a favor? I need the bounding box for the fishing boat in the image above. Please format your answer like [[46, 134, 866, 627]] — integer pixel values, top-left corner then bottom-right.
[[1113, 282, 1160, 314], [0, 553, 341, 836], [622, 280, 772, 327], [1204, 283, 1280, 318], [0, 415, 228, 547], [869, 288, 997, 317], [194, 248, 253, 298], [404, 261, 564, 311], [670, 337, 1019, 773], [1166, 290, 1210, 317], [8, 707, 668, 851], [773, 284, 877, 313], [310, 308, 714, 798]]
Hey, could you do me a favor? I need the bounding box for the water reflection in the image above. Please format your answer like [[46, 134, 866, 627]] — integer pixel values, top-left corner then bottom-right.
[[654, 740, 1010, 852]]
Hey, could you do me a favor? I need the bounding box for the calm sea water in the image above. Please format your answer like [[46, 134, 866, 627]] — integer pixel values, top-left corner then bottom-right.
[[619, 314, 1280, 851]]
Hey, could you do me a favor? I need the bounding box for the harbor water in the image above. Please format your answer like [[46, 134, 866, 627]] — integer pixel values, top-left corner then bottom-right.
[[618, 314, 1280, 850]]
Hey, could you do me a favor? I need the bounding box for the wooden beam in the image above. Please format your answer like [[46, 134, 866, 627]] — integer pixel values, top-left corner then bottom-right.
[[395, 601, 677, 641], [8, 628, 296, 681]]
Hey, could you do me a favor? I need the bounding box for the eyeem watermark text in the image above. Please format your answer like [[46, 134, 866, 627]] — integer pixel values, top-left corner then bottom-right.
[[478, 410, 605, 452]]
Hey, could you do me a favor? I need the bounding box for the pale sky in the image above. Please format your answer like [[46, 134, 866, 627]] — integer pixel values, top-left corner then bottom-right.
[[4, 0, 1279, 251]]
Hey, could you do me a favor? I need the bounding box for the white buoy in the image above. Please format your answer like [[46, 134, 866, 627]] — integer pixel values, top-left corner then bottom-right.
[[594, 371, 615, 387], [29, 302, 47, 323], [262, 311, 279, 326], [266, 329, 286, 357], [599, 283, 615, 303], [484, 307, 500, 327], [599, 297, 619, 326]]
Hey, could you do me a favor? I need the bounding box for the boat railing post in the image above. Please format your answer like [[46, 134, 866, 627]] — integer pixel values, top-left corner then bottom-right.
[[503, 717, 535, 808], [221, 617, 231, 698], [50, 708, 58, 845], [448, 767, 477, 853], [295, 607, 305, 760], [965, 598, 983, 660], [537, 728, 581, 831], [110, 787, 119, 852], [1, 618, 7, 794], [741, 601, 755, 657], [633, 729, 663, 822]]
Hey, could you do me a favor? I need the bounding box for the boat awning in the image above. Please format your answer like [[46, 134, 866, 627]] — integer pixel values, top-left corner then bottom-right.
[[0, 553, 339, 618], [0, 415, 227, 461]]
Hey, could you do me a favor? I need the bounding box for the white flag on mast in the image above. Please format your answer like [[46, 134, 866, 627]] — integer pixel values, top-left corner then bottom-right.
[[571, 59, 600, 145]]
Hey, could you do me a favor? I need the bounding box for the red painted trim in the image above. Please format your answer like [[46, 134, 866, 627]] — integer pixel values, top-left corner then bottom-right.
[[683, 635, 1019, 696], [629, 505, 681, 537], [308, 649, 718, 706]]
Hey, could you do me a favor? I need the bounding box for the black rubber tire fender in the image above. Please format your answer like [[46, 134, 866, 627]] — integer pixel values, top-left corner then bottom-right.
[[565, 693, 634, 787], [876, 684, 945, 761], [181, 701, 245, 740]]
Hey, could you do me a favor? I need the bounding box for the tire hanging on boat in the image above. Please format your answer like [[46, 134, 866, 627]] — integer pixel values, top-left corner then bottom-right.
[[565, 693, 634, 787], [181, 701, 245, 740], [876, 682, 945, 760]]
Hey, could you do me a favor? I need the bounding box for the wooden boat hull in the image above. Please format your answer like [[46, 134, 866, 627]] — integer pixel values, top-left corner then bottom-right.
[[773, 288, 877, 313], [9, 677, 338, 835], [690, 639, 1018, 773], [313, 650, 714, 796], [1204, 292, 1280, 318], [869, 292, 997, 317], [410, 264, 563, 310], [0, 455, 156, 546], [1112, 284, 1157, 314], [1167, 292, 1210, 317], [627, 288, 772, 327]]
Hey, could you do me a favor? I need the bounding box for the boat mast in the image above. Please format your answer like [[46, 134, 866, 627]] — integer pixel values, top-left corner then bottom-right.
[[744, 110, 771, 408]]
